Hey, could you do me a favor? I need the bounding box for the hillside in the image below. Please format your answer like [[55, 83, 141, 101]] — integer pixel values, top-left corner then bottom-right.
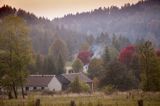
[[0, 0, 160, 56], [53, 0, 160, 47], [0, 5, 87, 56]]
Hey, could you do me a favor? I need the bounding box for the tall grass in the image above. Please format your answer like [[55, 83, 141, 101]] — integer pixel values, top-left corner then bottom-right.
[[0, 92, 160, 106]]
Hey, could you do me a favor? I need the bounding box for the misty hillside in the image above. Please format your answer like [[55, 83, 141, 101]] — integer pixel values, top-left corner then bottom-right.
[[0, 0, 160, 57], [53, 0, 160, 46], [0, 5, 87, 56]]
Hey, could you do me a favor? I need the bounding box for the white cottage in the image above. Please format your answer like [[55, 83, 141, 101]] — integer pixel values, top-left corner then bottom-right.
[[25, 75, 62, 91]]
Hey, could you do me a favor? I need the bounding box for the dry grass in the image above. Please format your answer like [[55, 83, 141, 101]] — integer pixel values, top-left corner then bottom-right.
[[0, 91, 160, 106]]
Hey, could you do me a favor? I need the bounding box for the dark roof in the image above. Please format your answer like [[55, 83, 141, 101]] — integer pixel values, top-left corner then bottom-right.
[[59, 72, 92, 84], [25, 75, 54, 87], [25, 73, 92, 87], [56, 75, 70, 85]]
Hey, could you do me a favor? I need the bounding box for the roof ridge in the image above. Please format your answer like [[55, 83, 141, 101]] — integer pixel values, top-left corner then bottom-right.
[[62, 72, 82, 75], [30, 75, 55, 77]]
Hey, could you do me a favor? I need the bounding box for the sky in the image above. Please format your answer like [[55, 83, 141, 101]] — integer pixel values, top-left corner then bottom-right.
[[0, 0, 139, 19]]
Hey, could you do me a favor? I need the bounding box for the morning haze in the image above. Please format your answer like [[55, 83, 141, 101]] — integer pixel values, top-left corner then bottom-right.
[[1, 0, 139, 19], [0, 0, 160, 105]]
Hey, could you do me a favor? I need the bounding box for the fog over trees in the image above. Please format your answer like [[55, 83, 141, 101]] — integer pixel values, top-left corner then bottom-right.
[[0, 0, 160, 98]]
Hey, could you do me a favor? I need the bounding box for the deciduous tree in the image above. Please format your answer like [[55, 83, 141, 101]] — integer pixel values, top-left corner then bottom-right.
[[0, 16, 32, 99]]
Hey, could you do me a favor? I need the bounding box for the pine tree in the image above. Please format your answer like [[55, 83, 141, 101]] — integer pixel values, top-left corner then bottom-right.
[[49, 38, 68, 74], [56, 54, 65, 75], [43, 56, 56, 74]]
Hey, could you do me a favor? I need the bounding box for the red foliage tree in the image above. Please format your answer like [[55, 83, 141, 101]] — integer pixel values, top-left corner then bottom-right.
[[77, 51, 93, 65], [156, 49, 160, 57], [119, 45, 136, 65]]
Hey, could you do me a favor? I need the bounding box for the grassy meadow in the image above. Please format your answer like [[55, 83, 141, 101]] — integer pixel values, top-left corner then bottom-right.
[[0, 91, 160, 106]]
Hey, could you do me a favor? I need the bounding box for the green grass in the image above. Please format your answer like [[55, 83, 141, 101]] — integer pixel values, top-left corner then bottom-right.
[[0, 92, 160, 106]]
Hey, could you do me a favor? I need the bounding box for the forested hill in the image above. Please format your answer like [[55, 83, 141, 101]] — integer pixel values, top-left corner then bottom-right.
[[53, 0, 160, 46], [0, 0, 160, 56], [0, 5, 87, 56]]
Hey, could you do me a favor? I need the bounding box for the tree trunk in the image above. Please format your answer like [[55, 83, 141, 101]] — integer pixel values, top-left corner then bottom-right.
[[21, 83, 25, 99], [8, 90, 13, 99], [12, 81, 18, 99]]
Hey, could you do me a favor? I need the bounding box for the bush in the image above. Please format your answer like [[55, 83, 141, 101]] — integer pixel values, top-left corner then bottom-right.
[[103, 85, 116, 95], [69, 76, 90, 93], [81, 82, 90, 92], [70, 77, 82, 93]]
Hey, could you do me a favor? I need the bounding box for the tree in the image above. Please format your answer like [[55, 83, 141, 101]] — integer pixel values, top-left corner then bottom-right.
[[92, 77, 100, 91], [77, 51, 93, 65], [56, 54, 65, 74], [0, 16, 32, 99], [119, 45, 136, 67], [100, 60, 136, 90], [85, 35, 95, 46], [49, 38, 68, 74], [72, 59, 83, 73], [43, 56, 56, 74], [156, 49, 160, 57], [119, 45, 141, 88], [139, 41, 160, 91], [88, 58, 104, 79], [70, 76, 90, 93], [112, 34, 130, 51], [35, 54, 44, 74], [104, 46, 110, 61], [70, 77, 82, 93], [112, 34, 120, 51], [96, 32, 110, 44], [103, 46, 111, 68]]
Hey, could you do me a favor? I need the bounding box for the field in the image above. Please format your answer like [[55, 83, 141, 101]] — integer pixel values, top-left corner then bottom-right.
[[0, 92, 160, 106]]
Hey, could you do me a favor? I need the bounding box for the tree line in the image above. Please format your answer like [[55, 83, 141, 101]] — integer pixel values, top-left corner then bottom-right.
[[88, 40, 160, 91]]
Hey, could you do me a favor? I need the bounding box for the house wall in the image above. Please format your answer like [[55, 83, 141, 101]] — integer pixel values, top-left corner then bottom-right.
[[48, 76, 62, 91], [24, 86, 48, 91]]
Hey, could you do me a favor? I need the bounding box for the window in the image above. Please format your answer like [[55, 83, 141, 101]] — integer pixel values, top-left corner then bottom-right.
[[33, 87, 37, 90], [41, 87, 44, 90], [25, 87, 29, 91]]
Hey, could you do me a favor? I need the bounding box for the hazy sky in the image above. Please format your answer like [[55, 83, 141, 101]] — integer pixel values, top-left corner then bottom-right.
[[1, 0, 139, 19]]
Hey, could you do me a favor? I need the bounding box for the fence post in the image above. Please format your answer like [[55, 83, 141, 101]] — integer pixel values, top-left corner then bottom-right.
[[70, 100, 76, 106], [138, 99, 143, 106], [35, 99, 40, 106]]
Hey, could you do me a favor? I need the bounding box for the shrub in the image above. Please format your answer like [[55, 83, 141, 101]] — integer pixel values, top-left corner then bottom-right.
[[103, 85, 116, 95], [69, 76, 90, 93], [70, 77, 82, 93], [81, 82, 90, 92]]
